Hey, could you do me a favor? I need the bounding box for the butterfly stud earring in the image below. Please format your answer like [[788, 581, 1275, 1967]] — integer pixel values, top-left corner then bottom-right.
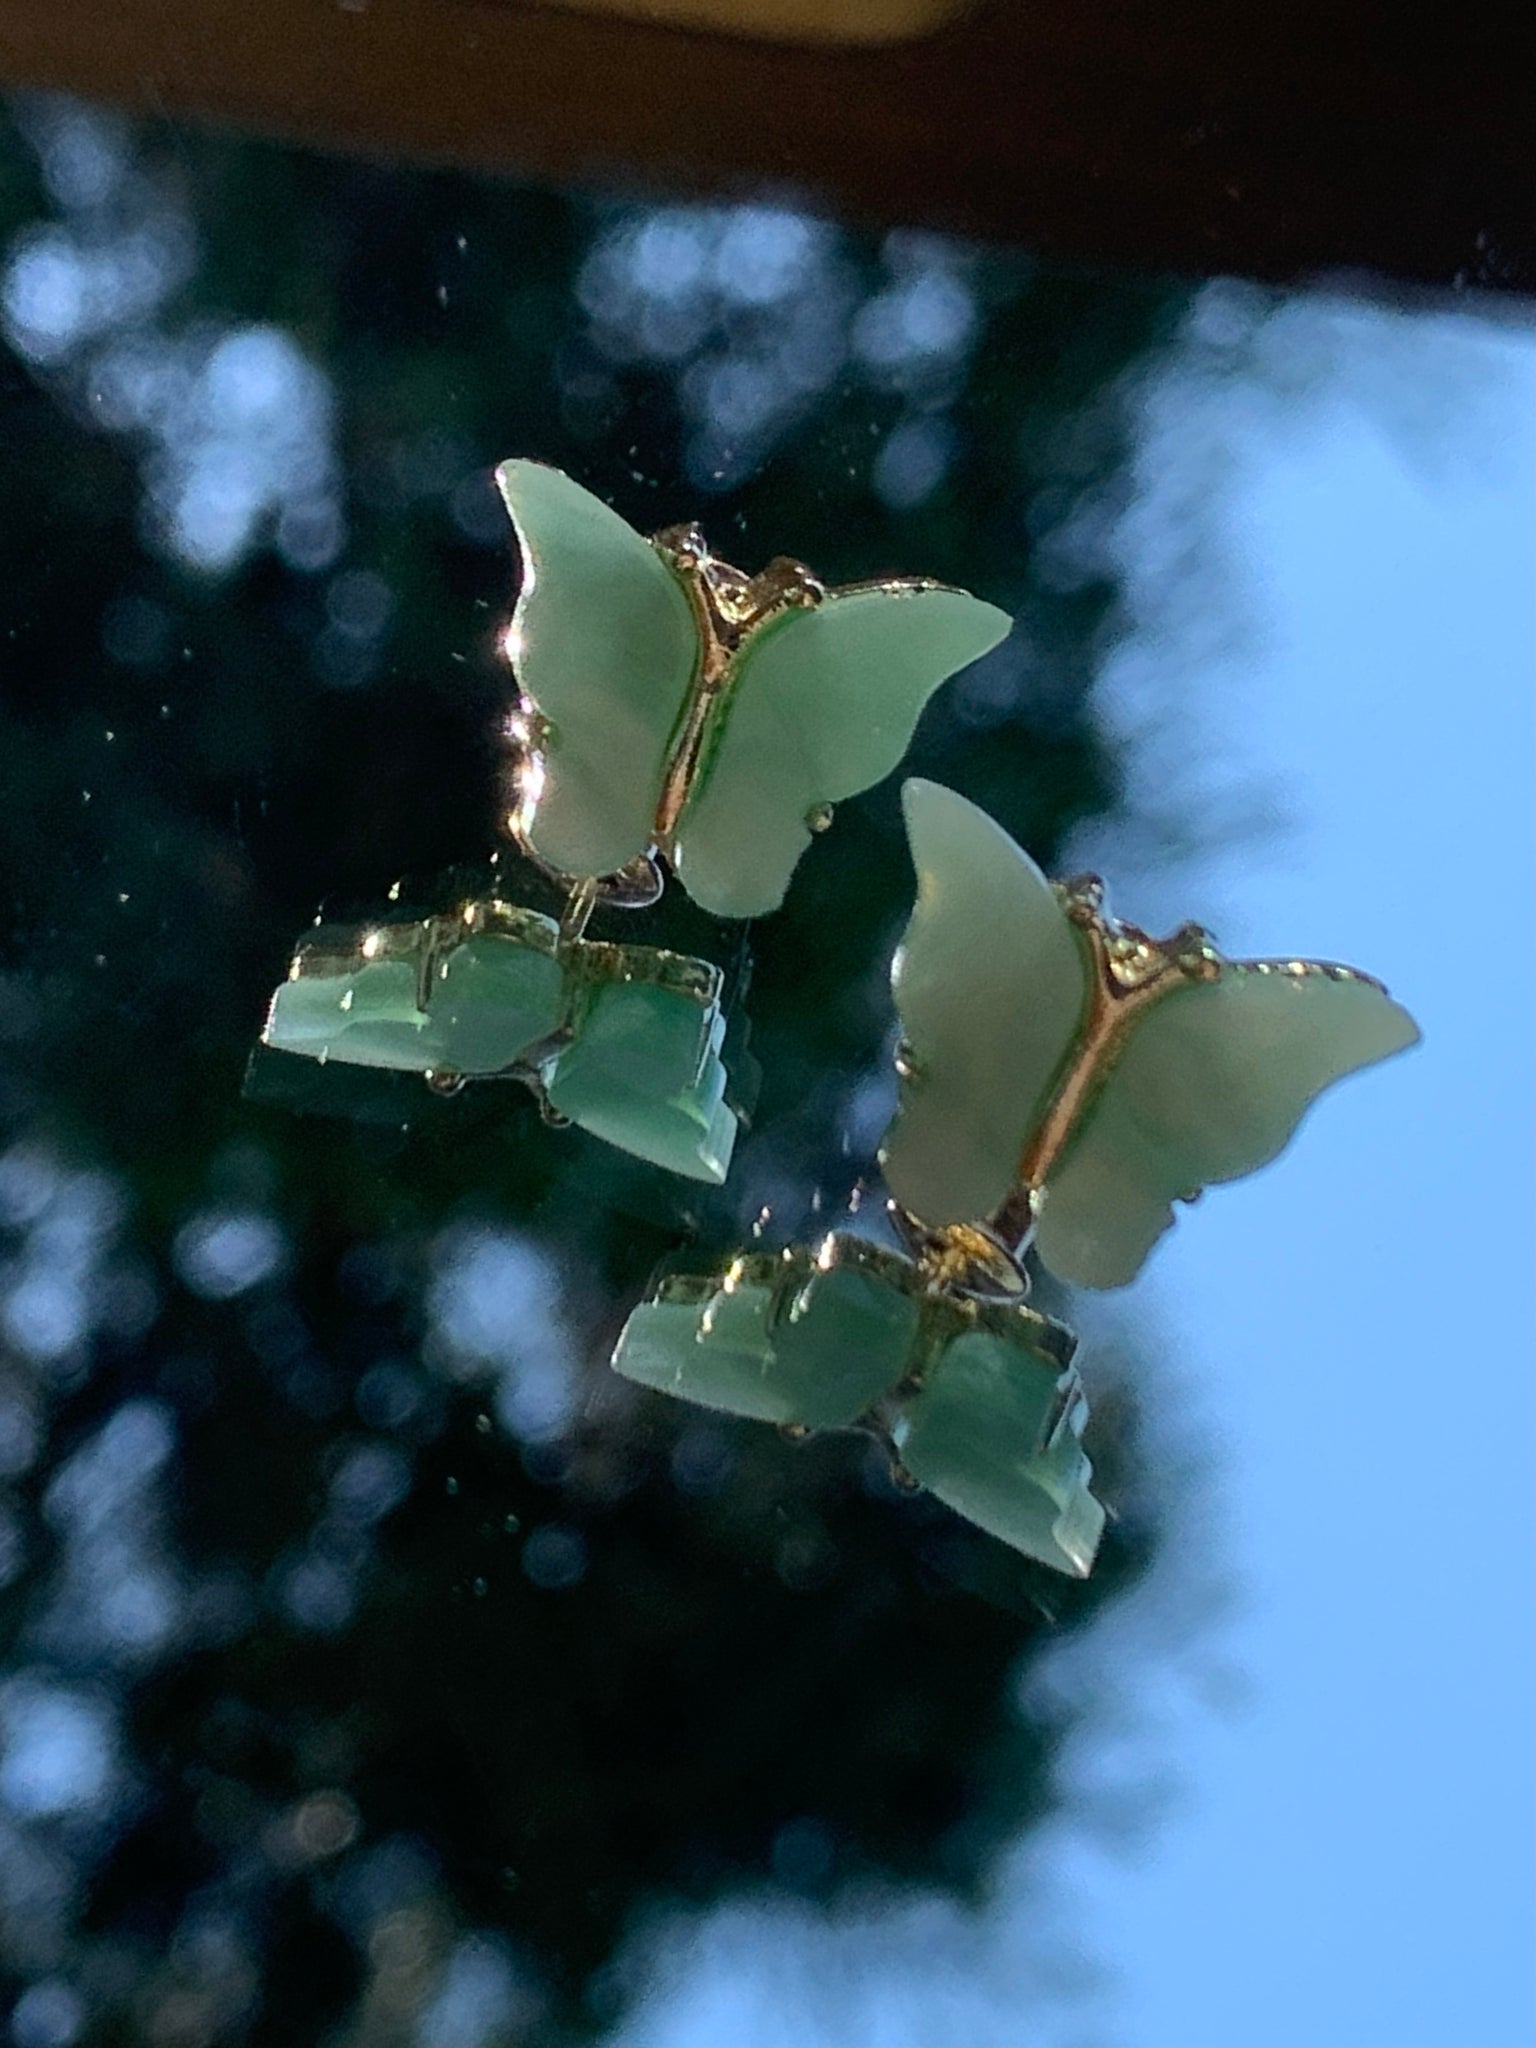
[[254, 887, 748, 1182], [251, 463, 1010, 1182], [881, 779, 1421, 1290], [611, 778, 1419, 1575], [611, 1230, 1103, 1577], [495, 459, 1011, 920]]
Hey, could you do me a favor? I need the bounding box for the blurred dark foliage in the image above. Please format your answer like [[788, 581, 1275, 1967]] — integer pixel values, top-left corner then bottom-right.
[[0, 96, 1187, 2047]]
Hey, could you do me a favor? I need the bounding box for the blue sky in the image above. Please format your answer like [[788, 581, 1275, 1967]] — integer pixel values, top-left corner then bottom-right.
[[1053, 290, 1535, 2048], [620, 289, 1535, 2048]]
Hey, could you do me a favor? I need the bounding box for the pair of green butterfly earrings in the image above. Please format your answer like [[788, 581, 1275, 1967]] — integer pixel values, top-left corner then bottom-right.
[[255, 458, 1420, 1577]]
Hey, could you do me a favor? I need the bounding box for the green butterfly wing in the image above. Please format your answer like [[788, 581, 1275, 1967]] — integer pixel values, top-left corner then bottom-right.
[[262, 943, 441, 1072], [496, 459, 698, 881], [1033, 962, 1421, 1288], [260, 910, 745, 1183], [881, 779, 1088, 1227], [612, 1243, 1098, 1576], [434, 922, 569, 1071], [893, 1325, 1103, 1577], [611, 1252, 918, 1428], [262, 915, 565, 1075], [669, 592, 1012, 921], [543, 961, 738, 1184]]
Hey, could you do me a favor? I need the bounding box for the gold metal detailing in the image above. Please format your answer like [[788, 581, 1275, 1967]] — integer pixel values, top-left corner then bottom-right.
[[1001, 879, 1219, 1220], [1238, 956, 1387, 993], [651, 1234, 1077, 1379], [886, 1202, 1030, 1300], [580, 945, 720, 1004], [650, 526, 825, 852], [534, 1088, 572, 1129], [557, 877, 599, 948], [889, 873, 1392, 1281], [886, 875, 1237, 1278], [986, 1182, 1040, 1264], [498, 524, 827, 900], [654, 526, 827, 635]]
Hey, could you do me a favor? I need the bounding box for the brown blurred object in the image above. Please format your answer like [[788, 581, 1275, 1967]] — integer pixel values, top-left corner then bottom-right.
[[520, 0, 974, 43], [0, 0, 1529, 292]]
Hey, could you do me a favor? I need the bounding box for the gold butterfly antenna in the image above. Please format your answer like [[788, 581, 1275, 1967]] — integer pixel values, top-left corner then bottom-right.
[[653, 523, 827, 645]]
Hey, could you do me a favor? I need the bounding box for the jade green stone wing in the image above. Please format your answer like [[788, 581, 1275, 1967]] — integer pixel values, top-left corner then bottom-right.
[[262, 946, 443, 1072], [262, 919, 566, 1076], [881, 779, 1088, 1228], [544, 971, 738, 1184], [1033, 963, 1421, 1289], [612, 1240, 1099, 1575], [432, 930, 568, 1072], [611, 1257, 918, 1429], [613, 1284, 785, 1421], [894, 1329, 1103, 1577], [261, 913, 743, 1182], [497, 459, 699, 880], [669, 590, 1012, 921]]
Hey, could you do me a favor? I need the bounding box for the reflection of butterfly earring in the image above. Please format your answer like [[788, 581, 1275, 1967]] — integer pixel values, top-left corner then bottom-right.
[[255, 892, 751, 1181], [612, 778, 1420, 1575], [250, 461, 1010, 1179]]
